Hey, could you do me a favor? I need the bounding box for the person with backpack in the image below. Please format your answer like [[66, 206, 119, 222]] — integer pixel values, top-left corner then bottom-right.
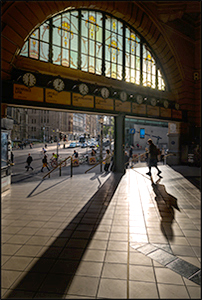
[[26, 153, 34, 171], [146, 139, 162, 177], [41, 153, 50, 172]]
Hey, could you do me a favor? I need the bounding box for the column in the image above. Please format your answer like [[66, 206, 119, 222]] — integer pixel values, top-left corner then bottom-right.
[[114, 114, 125, 173]]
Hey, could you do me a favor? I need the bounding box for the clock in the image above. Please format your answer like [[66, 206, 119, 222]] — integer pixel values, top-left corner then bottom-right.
[[101, 87, 110, 99], [79, 83, 89, 95], [163, 100, 169, 109], [175, 103, 180, 110], [170, 123, 176, 133], [23, 72, 36, 87], [150, 97, 156, 106], [136, 95, 143, 104], [53, 78, 65, 92], [120, 91, 127, 102]]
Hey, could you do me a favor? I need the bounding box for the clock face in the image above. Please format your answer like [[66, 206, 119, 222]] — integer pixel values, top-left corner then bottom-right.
[[120, 91, 127, 102], [79, 83, 89, 95], [150, 97, 156, 106], [136, 95, 143, 104], [163, 100, 169, 109], [101, 87, 110, 99], [175, 103, 180, 110], [23, 73, 36, 87], [170, 123, 176, 132], [53, 78, 65, 91]]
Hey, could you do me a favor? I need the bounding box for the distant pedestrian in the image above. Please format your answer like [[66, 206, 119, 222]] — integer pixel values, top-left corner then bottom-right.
[[146, 139, 162, 177], [41, 154, 50, 172], [104, 149, 111, 172], [26, 153, 33, 171], [29, 143, 32, 149], [161, 148, 165, 164], [129, 146, 133, 158], [11, 151, 14, 164], [73, 150, 78, 158], [124, 151, 129, 169]]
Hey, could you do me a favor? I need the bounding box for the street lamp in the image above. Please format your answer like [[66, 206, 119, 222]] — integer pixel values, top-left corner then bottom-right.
[[99, 116, 104, 172], [56, 129, 59, 160]]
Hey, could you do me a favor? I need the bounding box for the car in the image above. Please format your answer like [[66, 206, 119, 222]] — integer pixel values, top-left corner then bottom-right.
[[76, 142, 81, 147], [89, 142, 97, 148], [68, 142, 76, 148], [81, 142, 88, 148]]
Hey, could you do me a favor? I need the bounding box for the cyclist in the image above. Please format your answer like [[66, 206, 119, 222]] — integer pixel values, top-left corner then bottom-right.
[[52, 153, 58, 160]]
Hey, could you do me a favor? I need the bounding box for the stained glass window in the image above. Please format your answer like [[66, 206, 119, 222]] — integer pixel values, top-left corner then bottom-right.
[[20, 9, 166, 91]]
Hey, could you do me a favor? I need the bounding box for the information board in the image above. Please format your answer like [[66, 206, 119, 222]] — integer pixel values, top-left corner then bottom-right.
[[147, 105, 160, 116], [13, 84, 43, 102], [95, 97, 114, 110], [72, 93, 94, 108], [132, 103, 146, 115], [45, 89, 71, 105], [115, 100, 131, 112]]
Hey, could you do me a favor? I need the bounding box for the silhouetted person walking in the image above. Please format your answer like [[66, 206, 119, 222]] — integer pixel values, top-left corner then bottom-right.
[[41, 153, 50, 172], [146, 139, 162, 177], [26, 153, 33, 171]]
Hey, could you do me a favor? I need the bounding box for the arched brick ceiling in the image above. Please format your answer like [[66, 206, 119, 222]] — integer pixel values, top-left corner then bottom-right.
[[1, 1, 200, 94]]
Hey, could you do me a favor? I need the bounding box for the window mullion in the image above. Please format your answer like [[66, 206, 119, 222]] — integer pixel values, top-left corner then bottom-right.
[[140, 40, 143, 86], [49, 19, 53, 63], [122, 24, 125, 81], [102, 13, 105, 76], [78, 10, 81, 70]]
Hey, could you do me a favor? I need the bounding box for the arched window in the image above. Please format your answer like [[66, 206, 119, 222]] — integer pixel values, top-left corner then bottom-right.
[[20, 9, 166, 91]]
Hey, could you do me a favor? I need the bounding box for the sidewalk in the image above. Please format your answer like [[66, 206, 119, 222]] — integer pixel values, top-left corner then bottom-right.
[[1, 165, 201, 298]]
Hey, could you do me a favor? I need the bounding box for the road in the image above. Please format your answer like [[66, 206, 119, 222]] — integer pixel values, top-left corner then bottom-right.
[[10, 141, 114, 183]]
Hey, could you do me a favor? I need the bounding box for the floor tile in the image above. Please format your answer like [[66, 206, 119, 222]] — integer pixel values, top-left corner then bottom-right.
[[104, 250, 128, 264], [97, 278, 127, 298], [101, 262, 127, 280], [2, 256, 34, 272], [66, 276, 99, 297], [166, 258, 200, 280], [1, 270, 22, 289], [129, 265, 155, 282], [74, 261, 103, 277], [155, 267, 184, 284], [129, 280, 159, 299], [158, 283, 190, 298]]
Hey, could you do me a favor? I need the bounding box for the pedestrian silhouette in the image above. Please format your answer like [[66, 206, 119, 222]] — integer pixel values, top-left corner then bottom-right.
[[26, 153, 33, 171]]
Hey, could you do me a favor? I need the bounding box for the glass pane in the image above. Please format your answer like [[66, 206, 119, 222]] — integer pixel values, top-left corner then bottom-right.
[[71, 15, 78, 34], [40, 42, 49, 61], [81, 37, 88, 54], [125, 35, 130, 53], [105, 29, 111, 42], [89, 39, 95, 57], [71, 10, 78, 18], [96, 12, 102, 27], [105, 61, 110, 77], [96, 58, 102, 75], [70, 50, 78, 69], [142, 72, 147, 87], [96, 42, 102, 58], [52, 15, 61, 29], [30, 28, 39, 39], [105, 44, 110, 61], [20, 40, 28, 56], [131, 69, 135, 83], [136, 56, 141, 70], [151, 75, 156, 89], [89, 56, 95, 73], [152, 63, 156, 75], [29, 38, 39, 59], [136, 70, 140, 85], [81, 19, 88, 38], [131, 55, 135, 69], [136, 42, 140, 56], [142, 59, 147, 72], [81, 53, 88, 71], [117, 50, 122, 65], [40, 22, 49, 42], [125, 67, 130, 82], [96, 26, 102, 43], [105, 15, 111, 30], [111, 18, 117, 33], [111, 63, 116, 79], [53, 45, 61, 65], [117, 65, 122, 80], [125, 53, 130, 67], [53, 25, 61, 47], [62, 48, 69, 67], [70, 34, 78, 51], [117, 21, 123, 36]]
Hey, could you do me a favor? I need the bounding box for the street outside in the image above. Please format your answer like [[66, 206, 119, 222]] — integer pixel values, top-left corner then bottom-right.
[[10, 141, 148, 184]]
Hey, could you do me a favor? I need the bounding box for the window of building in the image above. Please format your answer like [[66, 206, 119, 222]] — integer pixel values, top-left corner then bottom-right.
[[20, 9, 166, 91]]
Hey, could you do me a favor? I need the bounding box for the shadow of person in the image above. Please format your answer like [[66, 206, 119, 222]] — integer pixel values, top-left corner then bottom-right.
[[151, 177, 180, 241]]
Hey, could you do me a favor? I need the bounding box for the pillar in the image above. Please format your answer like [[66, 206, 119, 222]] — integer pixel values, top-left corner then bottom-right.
[[166, 122, 181, 165], [114, 114, 125, 173]]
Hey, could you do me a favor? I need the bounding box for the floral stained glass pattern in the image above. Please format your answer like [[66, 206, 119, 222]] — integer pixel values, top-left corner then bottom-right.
[[20, 9, 166, 91]]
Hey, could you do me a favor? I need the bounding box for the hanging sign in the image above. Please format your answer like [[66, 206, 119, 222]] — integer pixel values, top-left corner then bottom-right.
[[95, 97, 114, 110], [147, 105, 160, 116], [160, 107, 171, 118], [45, 89, 71, 105], [13, 84, 43, 102], [132, 103, 146, 115], [72, 93, 94, 108], [115, 100, 131, 112]]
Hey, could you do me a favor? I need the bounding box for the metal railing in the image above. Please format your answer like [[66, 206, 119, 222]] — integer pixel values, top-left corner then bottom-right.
[[43, 156, 72, 179]]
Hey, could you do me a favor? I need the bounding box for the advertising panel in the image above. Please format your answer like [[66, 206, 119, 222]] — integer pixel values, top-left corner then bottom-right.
[[115, 100, 131, 112]]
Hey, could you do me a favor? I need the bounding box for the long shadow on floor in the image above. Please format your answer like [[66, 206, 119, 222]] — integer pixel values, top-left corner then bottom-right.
[[5, 172, 123, 299], [151, 177, 180, 241]]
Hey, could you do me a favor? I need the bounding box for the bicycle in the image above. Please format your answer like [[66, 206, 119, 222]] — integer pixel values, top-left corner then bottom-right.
[[50, 157, 66, 168]]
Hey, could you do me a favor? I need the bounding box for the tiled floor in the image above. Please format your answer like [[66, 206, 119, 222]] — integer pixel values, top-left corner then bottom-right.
[[1, 165, 201, 299]]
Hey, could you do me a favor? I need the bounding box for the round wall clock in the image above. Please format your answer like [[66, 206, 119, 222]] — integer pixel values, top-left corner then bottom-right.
[[101, 87, 110, 99], [175, 103, 180, 110], [136, 95, 143, 104], [53, 78, 65, 92], [163, 100, 169, 109], [150, 98, 157, 106], [79, 83, 89, 95], [120, 91, 127, 102], [23, 73, 36, 87]]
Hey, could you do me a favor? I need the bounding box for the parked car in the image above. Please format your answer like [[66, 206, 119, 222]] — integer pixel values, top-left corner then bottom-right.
[[68, 142, 76, 148], [81, 142, 88, 148]]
